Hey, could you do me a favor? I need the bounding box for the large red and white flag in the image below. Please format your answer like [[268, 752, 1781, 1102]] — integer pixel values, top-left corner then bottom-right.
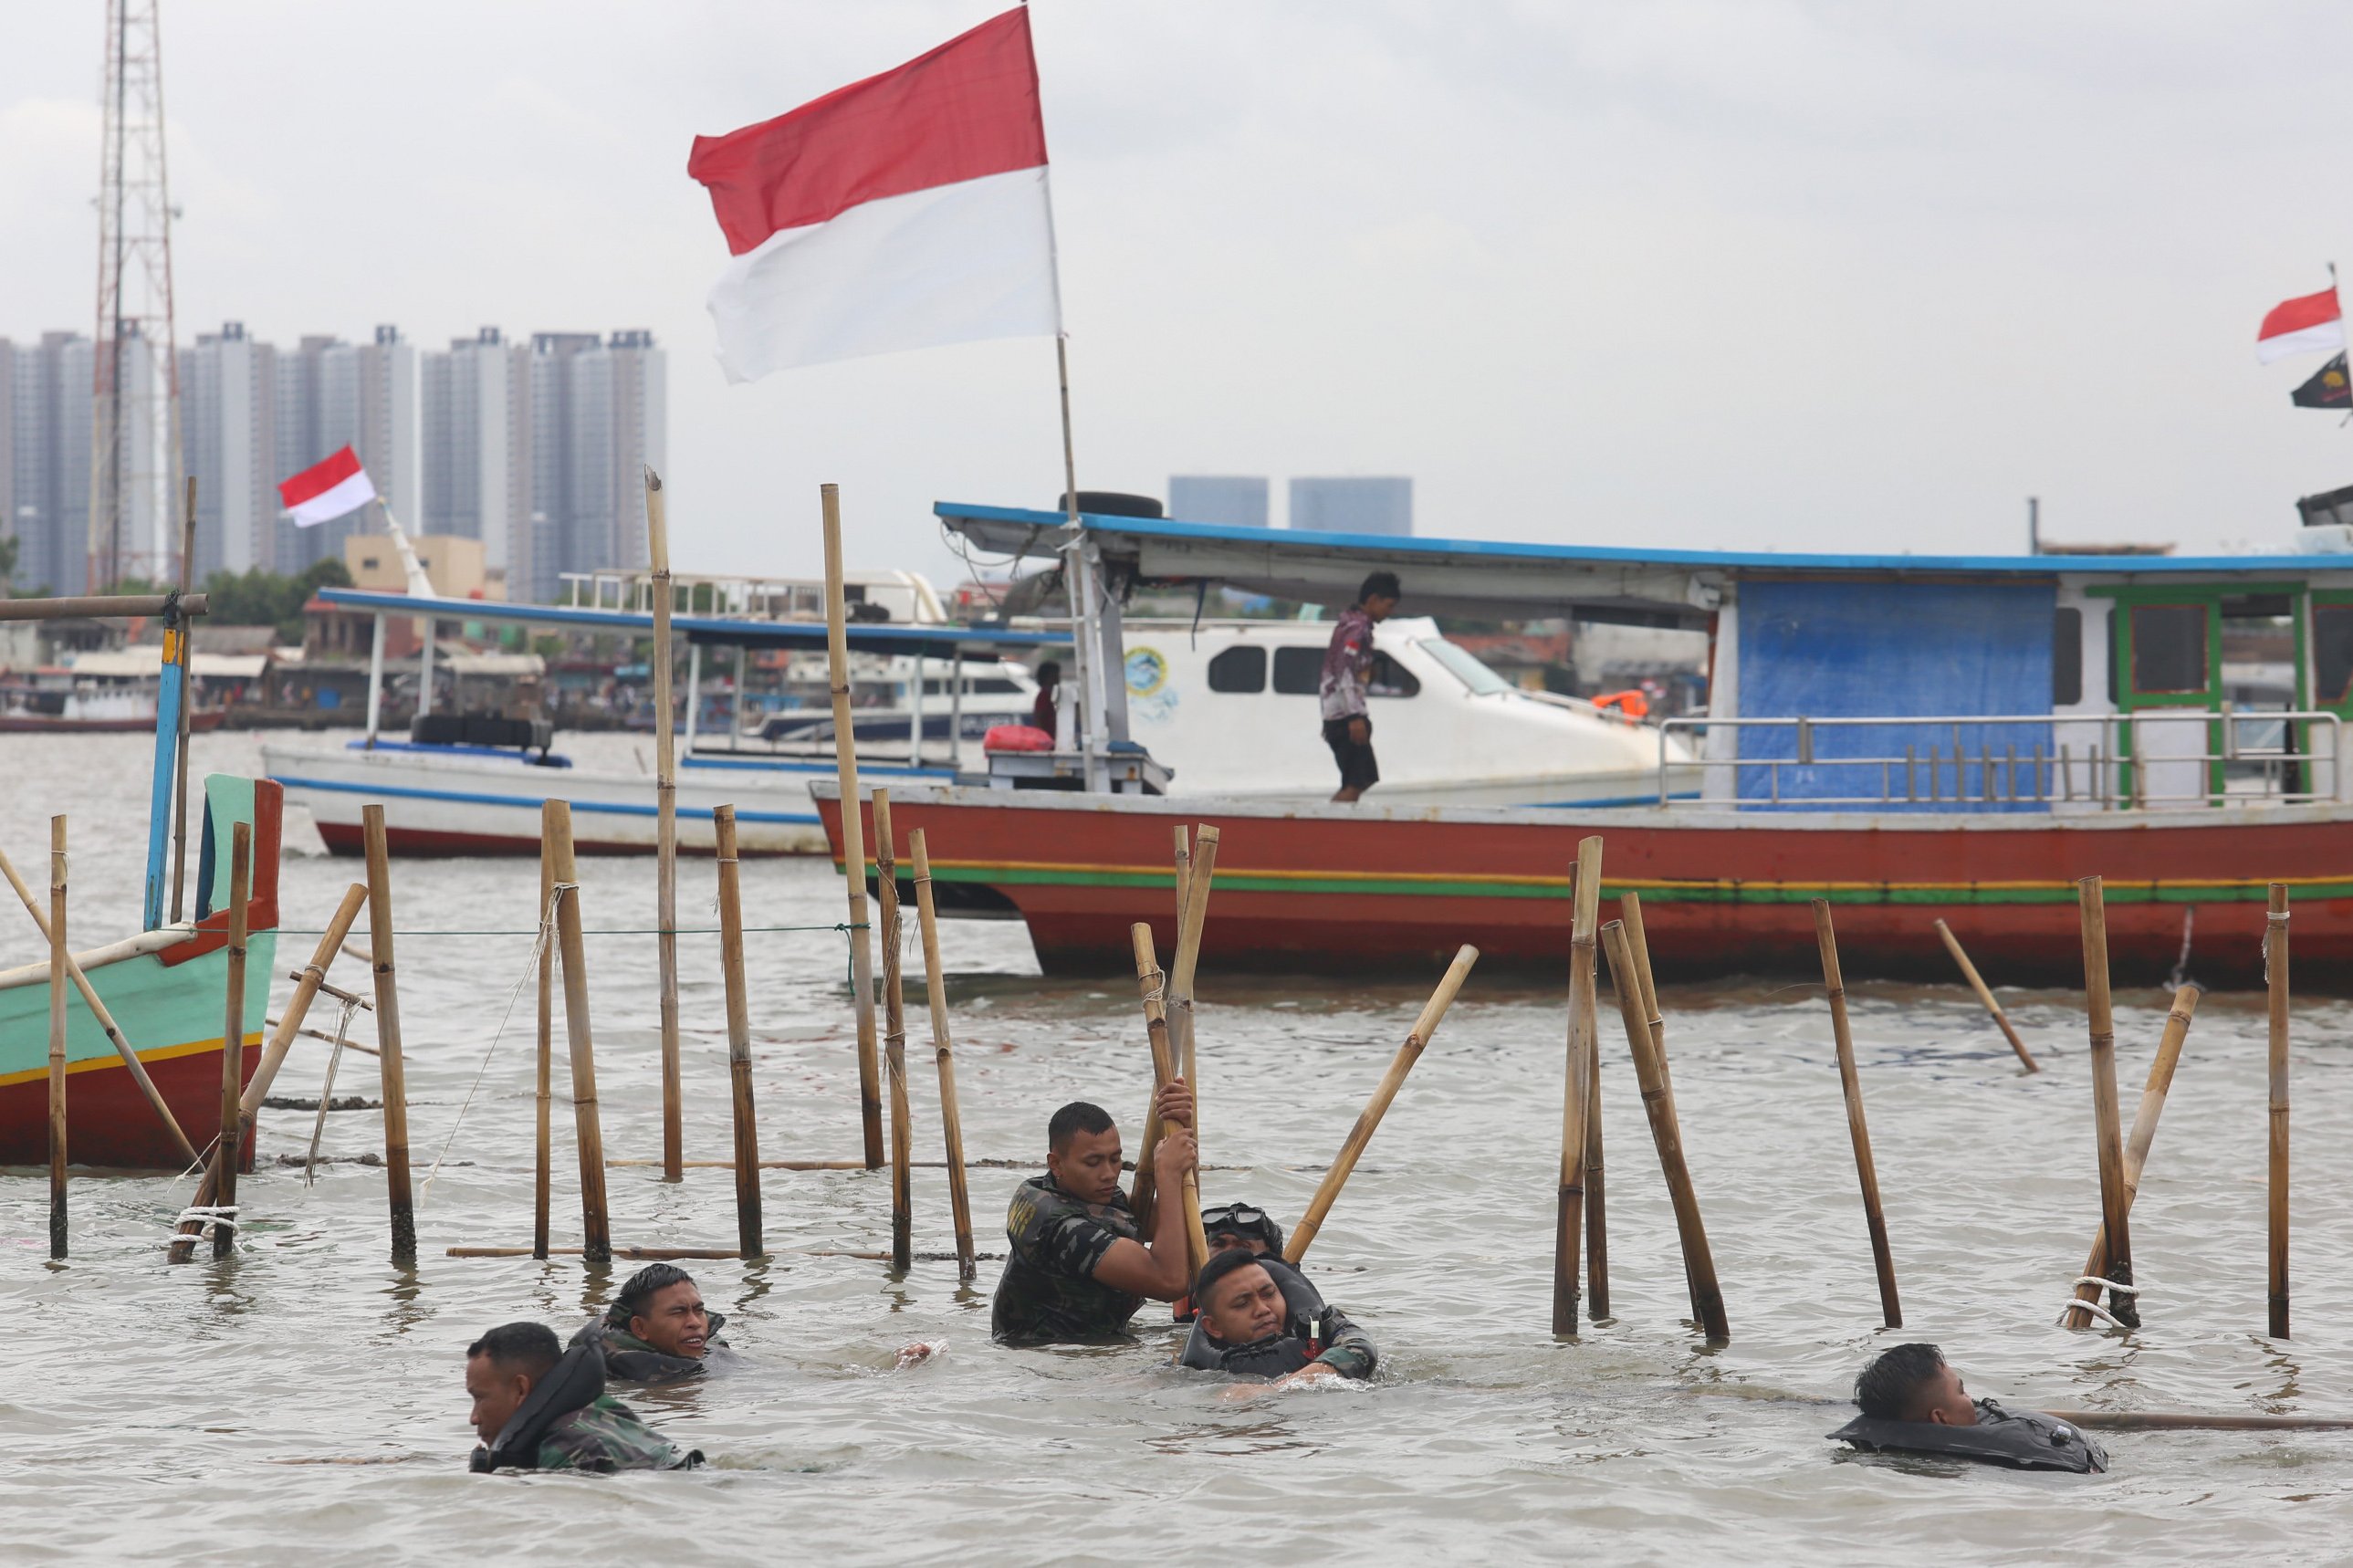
[[2257, 287, 2345, 364], [685, 8, 1061, 382], [277, 445, 377, 528]]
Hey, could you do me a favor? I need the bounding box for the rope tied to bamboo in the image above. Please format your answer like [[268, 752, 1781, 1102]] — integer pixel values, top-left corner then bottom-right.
[[304, 995, 364, 1186], [421, 884, 570, 1197], [169, 1204, 238, 1247]]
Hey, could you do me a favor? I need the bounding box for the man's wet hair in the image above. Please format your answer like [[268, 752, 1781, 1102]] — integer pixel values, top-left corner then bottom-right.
[[1204, 1204, 1286, 1258], [1854, 1342, 1950, 1421], [1194, 1248, 1271, 1322], [1358, 570, 1401, 603], [608, 1262, 697, 1327], [468, 1321, 560, 1377], [1048, 1101, 1115, 1152], [1036, 660, 1060, 683]]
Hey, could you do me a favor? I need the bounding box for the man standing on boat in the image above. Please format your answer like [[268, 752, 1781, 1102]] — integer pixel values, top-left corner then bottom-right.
[[1321, 571, 1402, 802]]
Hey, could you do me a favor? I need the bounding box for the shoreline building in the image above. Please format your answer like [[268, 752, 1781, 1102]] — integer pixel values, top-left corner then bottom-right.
[[525, 329, 665, 603], [0, 331, 96, 596], [180, 321, 277, 580], [420, 326, 527, 596], [1290, 476, 1412, 538], [274, 326, 416, 574], [1168, 476, 1269, 529]]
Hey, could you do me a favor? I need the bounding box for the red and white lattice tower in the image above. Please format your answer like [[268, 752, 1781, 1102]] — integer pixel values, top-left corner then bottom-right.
[[88, 0, 183, 591]]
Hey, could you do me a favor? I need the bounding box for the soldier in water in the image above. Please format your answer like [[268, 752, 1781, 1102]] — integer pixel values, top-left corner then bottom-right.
[[1180, 1247, 1377, 1385], [991, 1085, 1198, 1343], [573, 1263, 732, 1385], [465, 1322, 700, 1474], [1829, 1343, 2107, 1473]]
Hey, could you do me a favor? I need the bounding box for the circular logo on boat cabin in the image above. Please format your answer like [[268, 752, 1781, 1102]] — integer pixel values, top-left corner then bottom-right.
[[1125, 646, 1168, 696]]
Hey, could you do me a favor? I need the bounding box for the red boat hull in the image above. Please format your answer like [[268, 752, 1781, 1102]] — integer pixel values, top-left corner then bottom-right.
[[0, 1040, 257, 1171], [815, 786, 2353, 988]]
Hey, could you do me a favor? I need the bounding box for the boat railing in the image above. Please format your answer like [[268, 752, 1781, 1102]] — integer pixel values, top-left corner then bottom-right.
[[1654, 710, 2344, 810], [558, 570, 835, 622]]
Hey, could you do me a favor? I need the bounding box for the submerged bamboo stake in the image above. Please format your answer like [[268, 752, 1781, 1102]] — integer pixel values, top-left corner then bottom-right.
[[2076, 876, 2136, 1328], [714, 806, 764, 1260], [2037, 1408, 2353, 1433], [646, 466, 684, 1183], [1583, 865, 1608, 1323], [1601, 919, 1730, 1342], [2267, 883, 2290, 1340], [1131, 923, 1208, 1275], [0, 843, 199, 1166], [534, 834, 554, 1260], [1554, 835, 1602, 1335], [1812, 901, 1901, 1329], [545, 801, 612, 1262], [909, 829, 976, 1278], [2064, 985, 2198, 1328], [821, 483, 884, 1170], [873, 790, 915, 1270], [1285, 944, 1478, 1266], [171, 883, 369, 1263], [1931, 919, 2039, 1071], [361, 806, 417, 1262], [47, 817, 67, 1260], [1622, 890, 1700, 1322], [214, 822, 252, 1260]]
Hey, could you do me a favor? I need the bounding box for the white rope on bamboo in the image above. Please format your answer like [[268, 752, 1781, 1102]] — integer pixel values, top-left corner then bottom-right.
[[420, 883, 570, 1197]]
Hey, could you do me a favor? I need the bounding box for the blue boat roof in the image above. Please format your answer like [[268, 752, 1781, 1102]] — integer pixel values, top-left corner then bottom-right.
[[315, 587, 1054, 658]]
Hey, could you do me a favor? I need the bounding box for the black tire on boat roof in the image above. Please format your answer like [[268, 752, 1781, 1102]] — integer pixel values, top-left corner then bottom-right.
[[1057, 491, 1164, 517]]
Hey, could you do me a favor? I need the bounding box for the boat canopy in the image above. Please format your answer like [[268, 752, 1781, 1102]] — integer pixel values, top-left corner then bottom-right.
[[936, 500, 2353, 626]]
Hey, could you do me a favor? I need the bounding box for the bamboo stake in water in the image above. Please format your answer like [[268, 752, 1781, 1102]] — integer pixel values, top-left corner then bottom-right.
[[1131, 924, 1208, 1275], [1601, 920, 1730, 1342], [361, 807, 417, 1262], [1581, 865, 1608, 1323], [1931, 919, 2039, 1071], [47, 817, 67, 1260], [713, 805, 765, 1260], [873, 790, 915, 1271], [821, 484, 884, 1169], [1166, 823, 1218, 1093], [0, 842, 198, 1166], [545, 800, 612, 1262], [1553, 835, 1602, 1335], [169, 475, 197, 924], [2267, 883, 2290, 1340], [2064, 985, 2197, 1328], [2076, 876, 2136, 1328], [1172, 826, 1194, 1082], [909, 829, 976, 1278], [1285, 945, 1479, 1266], [1812, 900, 1901, 1328], [645, 466, 683, 1183], [535, 833, 553, 1260], [1621, 890, 1700, 1322], [214, 822, 252, 1260]]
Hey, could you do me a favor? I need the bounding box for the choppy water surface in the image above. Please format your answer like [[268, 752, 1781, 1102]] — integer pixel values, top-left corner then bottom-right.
[[5, 731, 2353, 1565]]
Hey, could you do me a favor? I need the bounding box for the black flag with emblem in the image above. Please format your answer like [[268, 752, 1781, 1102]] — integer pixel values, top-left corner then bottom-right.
[[2292, 352, 2349, 409]]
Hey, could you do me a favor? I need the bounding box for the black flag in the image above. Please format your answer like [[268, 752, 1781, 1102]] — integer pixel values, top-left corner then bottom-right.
[[2293, 352, 2349, 409]]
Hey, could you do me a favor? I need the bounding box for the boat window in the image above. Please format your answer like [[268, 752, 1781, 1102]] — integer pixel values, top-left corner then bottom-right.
[[1271, 647, 1323, 695], [1208, 646, 1267, 693], [2315, 604, 2353, 706], [2129, 603, 2209, 697], [2053, 608, 2082, 706], [1418, 637, 1511, 696], [1368, 652, 1420, 698], [921, 677, 1021, 695]]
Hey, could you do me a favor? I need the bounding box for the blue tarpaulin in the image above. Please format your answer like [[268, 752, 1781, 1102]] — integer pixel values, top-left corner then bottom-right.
[[1733, 580, 2056, 812]]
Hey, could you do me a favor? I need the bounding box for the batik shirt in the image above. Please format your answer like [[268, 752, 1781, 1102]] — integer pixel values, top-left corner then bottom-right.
[[990, 1174, 1145, 1343], [1319, 605, 1376, 722], [532, 1396, 699, 1473]]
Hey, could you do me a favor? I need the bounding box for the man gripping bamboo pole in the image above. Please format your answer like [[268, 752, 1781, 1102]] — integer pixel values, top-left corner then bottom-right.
[[1131, 924, 1208, 1274]]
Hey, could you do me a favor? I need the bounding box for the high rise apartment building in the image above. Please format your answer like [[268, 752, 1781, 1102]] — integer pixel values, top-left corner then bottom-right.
[[1168, 476, 1271, 528], [1289, 476, 1413, 538], [0, 331, 96, 596], [269, 327, 416, 573], [180, 321, 277, 579], [420, 326, 528, 587], [522, 329, 665, 602]]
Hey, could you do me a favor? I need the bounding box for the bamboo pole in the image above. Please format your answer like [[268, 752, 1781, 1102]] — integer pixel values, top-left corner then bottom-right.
[[1554, 835, 1602, 1335], [169, 475, 197, 925], [1621, 889, 1700, 1322], [2064, 984, 2197, 1328], [170, 883, 370, 1263], [1172, 826, 1194, 1083], [213, 822, 252, 1260], [0, 592, 208, 621], [1601, 919, 1730, 1341], [1812, 901, 1901, 1329], [1285, 944, 1479, 1266], [1583, 867, 1608, 1323], [1131, 924, 1208, 1275], [822, 484, 884, 1169], [361, 807, 417, 1262], [2076, 876, 2136, 1328], [645, 467, 683, 1183], [545, 801, 612, 1262], [1931, 919, 2039, 1071], [2267, 883, 2290, 1340], [714, 806, 764, 1260], [2036, 1409, 2353, 1433], [47, 817, 67, 1260], [909, 829, 976, 1278], [1166, 823, 1218, 1092], [0, 843, 198, 1165], [873, 790, 915, 1270], [449, 1246, 748, 1261], [534, 833, 553, 1260]]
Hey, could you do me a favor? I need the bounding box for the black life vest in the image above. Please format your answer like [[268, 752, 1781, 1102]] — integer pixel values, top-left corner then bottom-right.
[[574, 1312, 729, 1384], [1829, 1398, 2108, 1473], [471, 1335, 606, 1473], [1178, 1257, 1327, 1373]]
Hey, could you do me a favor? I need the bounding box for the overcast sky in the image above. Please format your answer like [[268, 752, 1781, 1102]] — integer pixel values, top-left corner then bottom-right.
[[5, 2, 2352, 586]]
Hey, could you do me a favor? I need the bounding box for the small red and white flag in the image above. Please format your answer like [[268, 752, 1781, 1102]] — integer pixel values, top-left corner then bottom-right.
[[685, 7, 1061, 382], [277, 445, 377, 528], [2257, 287, 2345, 364]]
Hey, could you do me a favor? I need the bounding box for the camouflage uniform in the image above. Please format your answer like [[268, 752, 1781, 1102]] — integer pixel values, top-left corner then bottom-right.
[[530, 1395, 700, 1473], [990, 1174, 1146, 1343]]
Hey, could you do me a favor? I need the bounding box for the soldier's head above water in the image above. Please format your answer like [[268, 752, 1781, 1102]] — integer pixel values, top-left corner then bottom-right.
[[1855, 1343, 1976, 1427], [607, 1263, 711, 1362], [1200, 1201, 1284, 1259], [465, 1321, 562, 1446], [1045, 1101, 1125, 1205]]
